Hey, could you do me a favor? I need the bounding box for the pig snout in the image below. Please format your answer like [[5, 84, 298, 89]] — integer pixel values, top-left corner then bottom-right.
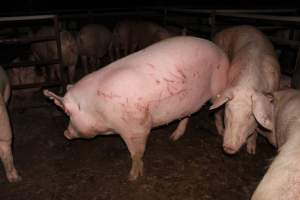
[[64, 129, 79, 140], [223, 135, 244, 154]]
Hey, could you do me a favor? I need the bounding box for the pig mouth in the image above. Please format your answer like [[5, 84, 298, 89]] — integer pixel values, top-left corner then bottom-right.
[[223, 145, 239, 154], [223, 139, 244, 155]]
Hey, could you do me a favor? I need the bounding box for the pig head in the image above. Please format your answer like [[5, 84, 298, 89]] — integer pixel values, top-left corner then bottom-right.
[[43, 88, 109, 140], [210, 88, 273, 154]]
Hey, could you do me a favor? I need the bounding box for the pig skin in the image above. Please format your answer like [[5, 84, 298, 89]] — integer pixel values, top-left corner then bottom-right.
[[251, 89, 300, 200]]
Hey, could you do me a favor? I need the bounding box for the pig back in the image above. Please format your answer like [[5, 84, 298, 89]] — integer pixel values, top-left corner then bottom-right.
[[77, 24, 112, 58], [77, 36, 228, 127], [136, 21, 172, 49], [213, 25, 280, 92]]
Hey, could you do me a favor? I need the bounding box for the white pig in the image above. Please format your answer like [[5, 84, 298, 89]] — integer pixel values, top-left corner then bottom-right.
[[44, 36, 229, 181], [210, 25, 280, 154], [0, 66, 21, 182], [77, 24, 112, 74], [31, 26, 78, 83], [251, 89, 300, 200]]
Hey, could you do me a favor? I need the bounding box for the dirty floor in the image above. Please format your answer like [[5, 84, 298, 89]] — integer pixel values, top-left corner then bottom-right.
[[0, 92, 275, 200]]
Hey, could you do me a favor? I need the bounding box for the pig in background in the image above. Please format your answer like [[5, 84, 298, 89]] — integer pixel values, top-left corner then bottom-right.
[[251, 89, 300, 200], [269, 28, 300, 89], [210, 25, 280, 155], [279, 74, 291, 89], [108, 19, 180, 61], [0, 66, 21, 182], [31, 26, 78, 84], [7, 55, 47, 108], [44, 36, 229, 181], [77, 24, 112, 74]]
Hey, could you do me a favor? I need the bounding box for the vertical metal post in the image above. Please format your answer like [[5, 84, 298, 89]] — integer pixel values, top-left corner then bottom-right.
[[163, 8, 167, 26], [291, 47, 300, 88], [54, 15, 66, 93], [209, 10, 217, 39]]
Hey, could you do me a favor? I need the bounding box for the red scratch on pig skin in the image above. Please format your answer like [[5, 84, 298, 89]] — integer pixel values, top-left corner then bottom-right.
[[97, 90, 121, 99], [146, 63, 155, 68], [134, 102, 147, 112], [156, 80, 161, 84], [163, 78, 175, 83], [176, 68, 187, 79]]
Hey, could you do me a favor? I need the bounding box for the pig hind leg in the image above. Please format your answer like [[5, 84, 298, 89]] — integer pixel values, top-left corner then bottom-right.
[[214, 109, 224, 136], [0, 141, 21, 182], [170, 117, 189, 141]]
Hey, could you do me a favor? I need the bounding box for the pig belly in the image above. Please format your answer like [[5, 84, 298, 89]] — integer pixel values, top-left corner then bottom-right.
[[149, 86, 211, 127]]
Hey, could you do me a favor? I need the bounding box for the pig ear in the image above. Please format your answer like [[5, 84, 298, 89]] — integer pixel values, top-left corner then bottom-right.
[[252, 92, 274, 130], [209, 89, 233, 110], [66, 84, 73, 91], [43, 89, 65, 110]]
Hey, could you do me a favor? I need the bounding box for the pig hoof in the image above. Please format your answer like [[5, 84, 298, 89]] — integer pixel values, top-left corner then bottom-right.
[[128, 161, 143, 181], [169, 133, 180, 141], [170, 129, 184, 141], [7, 171, 22, 183], [128, 170, 143, 181]]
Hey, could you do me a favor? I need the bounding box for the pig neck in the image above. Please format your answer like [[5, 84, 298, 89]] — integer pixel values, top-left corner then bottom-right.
[[252, 123, 300, 200], [227, 45, 273, 92]]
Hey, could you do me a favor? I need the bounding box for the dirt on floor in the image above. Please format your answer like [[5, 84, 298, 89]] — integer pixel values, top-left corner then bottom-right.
[[0, 91, 276, 200]]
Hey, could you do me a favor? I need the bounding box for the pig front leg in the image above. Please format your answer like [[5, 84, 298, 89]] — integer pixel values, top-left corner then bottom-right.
[[0, 98, 21, 182], [120, 111, 152, 181], [122, 132, 149, 181], [246, 131, 257, 155], [170, 117, 189, 141], [214, 109, 224, 136]]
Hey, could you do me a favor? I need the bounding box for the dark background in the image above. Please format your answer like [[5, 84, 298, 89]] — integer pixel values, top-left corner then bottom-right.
[[0, 0, 299, 15]]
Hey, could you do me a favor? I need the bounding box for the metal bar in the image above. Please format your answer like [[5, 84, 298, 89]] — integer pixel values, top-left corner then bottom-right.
[[0, 14, 56, 22], [294, 47, 300, 71], [209, 10, 216, 38], [3, 59, 61, 69], [11, 81, 62, 90], [54, 15, 66, 93], [158, 8, 298, 15], [215, 12, 300, 24], [0, 35, 56, 45], [269, 36, 300, 47], [0, 8, 296, 19]]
